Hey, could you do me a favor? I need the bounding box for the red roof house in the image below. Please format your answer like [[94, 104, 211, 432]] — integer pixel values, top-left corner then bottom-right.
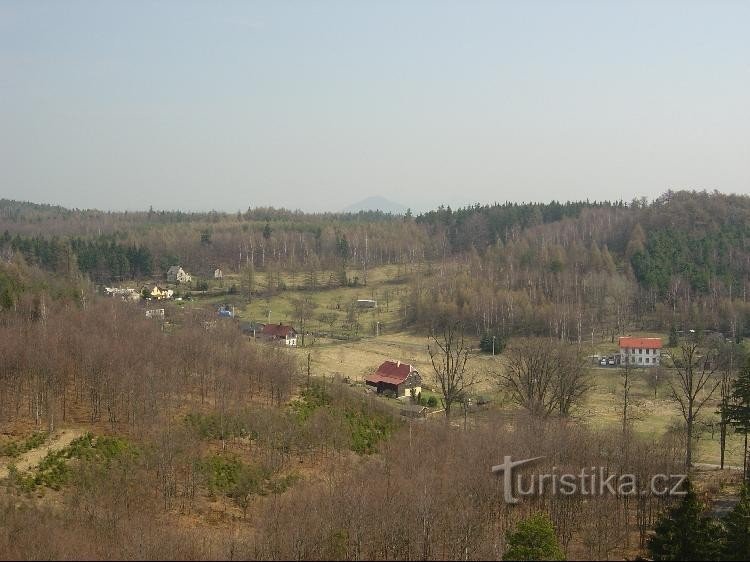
[[618, 336, 662, 366], [260, 323, 298, 346], [618, 337, 663, 349], [365, 360, 422, 398]]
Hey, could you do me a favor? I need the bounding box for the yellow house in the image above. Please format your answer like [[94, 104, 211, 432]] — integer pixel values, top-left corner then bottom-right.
[[143, 285, 172, 300]]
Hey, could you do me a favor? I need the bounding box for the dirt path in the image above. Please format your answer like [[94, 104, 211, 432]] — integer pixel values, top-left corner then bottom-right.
[[0, 429, 84, 480]]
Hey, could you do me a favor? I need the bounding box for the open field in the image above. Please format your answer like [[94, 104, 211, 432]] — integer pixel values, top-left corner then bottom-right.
[[110, 263, 748, 467]]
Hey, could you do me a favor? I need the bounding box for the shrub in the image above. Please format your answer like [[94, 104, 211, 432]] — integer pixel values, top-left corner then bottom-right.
[[0, 432, 47, 458], [503, 513, 565, 561], [427, 396, 439, 407]]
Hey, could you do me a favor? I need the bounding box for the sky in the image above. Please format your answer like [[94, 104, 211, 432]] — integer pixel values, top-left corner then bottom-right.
[[1, 0, 749, 213]]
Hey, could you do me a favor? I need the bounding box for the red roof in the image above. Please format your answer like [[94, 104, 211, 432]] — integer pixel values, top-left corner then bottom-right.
[[261, 323, 296, 338], [619, 337, 662, 349], [365, 360, 413, 385]]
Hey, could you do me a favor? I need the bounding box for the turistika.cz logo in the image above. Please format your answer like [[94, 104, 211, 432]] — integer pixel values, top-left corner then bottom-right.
[[491, 456, 687, 504]]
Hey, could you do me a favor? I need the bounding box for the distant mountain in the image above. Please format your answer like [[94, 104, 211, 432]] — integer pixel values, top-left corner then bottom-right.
[[343, 196, 408, 214]]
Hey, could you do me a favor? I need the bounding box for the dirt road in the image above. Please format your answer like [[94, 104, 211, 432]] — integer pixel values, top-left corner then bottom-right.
[[0, 429, 84, 480]]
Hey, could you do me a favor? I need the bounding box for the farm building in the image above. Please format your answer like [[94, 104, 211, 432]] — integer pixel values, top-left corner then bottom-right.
[[356, 299, 377, 309], [619, 336, 662, 366], [365, 360, 422, 398], [260, 323, 298, 347]]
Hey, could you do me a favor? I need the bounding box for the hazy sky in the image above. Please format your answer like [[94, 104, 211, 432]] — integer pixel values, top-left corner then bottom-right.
[[2, 1, 749, 212]]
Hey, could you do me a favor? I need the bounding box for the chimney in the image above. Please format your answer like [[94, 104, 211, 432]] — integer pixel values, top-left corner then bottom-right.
[[397, 360, 400, 367]]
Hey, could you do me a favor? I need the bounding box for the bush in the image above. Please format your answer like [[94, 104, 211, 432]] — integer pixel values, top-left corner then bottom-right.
[[0, 432, 47, 458], [10, 433, 138, 493], [427, 396, 439, 407], [345, 409, 397, 455], [503, 513, 565, 561], [185, 412, 252, 440], [480, 333, 505, 354]]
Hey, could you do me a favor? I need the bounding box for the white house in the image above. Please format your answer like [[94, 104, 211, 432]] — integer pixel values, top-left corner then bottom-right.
[[167, 265, 192, 284], [619, 336, 662, 367]]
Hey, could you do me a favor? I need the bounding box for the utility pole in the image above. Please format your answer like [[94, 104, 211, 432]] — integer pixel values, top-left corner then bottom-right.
[[307, 352, 311, 387], [492, 335, 496, 356], [363, 233, 368, 286]]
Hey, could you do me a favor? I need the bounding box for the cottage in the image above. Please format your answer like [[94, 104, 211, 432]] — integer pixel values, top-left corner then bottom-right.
[[356, 299, 377, 309], [145, 308, 165, 319], [167, 265, 192, 284], [365, 360, 422, 398], [619, 336, 662, 367], [142, 285, 172, 300], [260, 323, 298, 346], [214, 268, 223, 280]]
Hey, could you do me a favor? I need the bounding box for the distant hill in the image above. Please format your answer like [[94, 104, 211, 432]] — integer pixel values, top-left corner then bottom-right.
[[343, 196, 407, 214]]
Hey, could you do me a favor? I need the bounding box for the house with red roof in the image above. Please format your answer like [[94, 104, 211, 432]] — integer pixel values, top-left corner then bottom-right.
[[365, 360, 422, 398], [260, 323, 298, 347], [619, 336, 662, 367]]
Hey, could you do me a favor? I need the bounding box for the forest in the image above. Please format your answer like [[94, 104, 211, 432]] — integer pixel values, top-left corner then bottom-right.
[[2, 190, 750, 560], [4, 190, 750, 341]]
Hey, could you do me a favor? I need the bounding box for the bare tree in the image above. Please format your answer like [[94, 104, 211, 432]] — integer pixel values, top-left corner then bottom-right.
[[665, 339, 721, 467], [498, 337, 590, 417], [427, 321, 477, 417], [621, 359, 635, 438], [291, 296, 316, 347]]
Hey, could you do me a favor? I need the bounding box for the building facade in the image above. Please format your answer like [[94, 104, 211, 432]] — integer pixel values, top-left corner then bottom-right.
[[365, 360, 422, 398], [619, 336, 662, 367], [167, 265, 192, 284]]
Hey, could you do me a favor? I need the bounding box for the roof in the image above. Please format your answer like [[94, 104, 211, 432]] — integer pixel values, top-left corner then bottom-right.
[[365, 360, 414, 385], [261, 323, 296, 338], [619, 337, 663, 349], [167, 265, 181, 274]]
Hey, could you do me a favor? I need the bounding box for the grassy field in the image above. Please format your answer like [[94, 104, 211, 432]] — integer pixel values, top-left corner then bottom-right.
[[176, 264, 746, 467]]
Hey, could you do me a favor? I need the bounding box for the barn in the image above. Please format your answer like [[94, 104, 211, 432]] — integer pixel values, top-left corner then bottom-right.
[[365, 360, 422, 398]]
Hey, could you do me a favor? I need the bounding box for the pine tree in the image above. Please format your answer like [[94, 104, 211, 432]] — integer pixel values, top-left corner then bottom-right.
[[647, 480, 722, 561], [503, 512, 565, 561], [723, 485, 750, 561], [729, 358, 750, 482]]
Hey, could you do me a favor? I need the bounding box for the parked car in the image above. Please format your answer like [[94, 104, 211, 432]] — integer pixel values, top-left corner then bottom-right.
[[607, 357, 616, 366], [599, 358, 607, 366]]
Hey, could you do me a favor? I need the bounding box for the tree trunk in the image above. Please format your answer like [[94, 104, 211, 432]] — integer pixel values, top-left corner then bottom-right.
[[685, 412, 693, 468]]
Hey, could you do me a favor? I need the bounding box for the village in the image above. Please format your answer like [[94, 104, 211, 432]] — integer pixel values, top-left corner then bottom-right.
[[99, 260, 742, 459]]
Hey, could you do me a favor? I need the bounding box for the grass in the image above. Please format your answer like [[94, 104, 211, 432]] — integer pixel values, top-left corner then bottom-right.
[[0, 432, 47, 458], [301, 319, 742, 465], [581, 366, 746, 466], [165, 263, 744, 467]]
